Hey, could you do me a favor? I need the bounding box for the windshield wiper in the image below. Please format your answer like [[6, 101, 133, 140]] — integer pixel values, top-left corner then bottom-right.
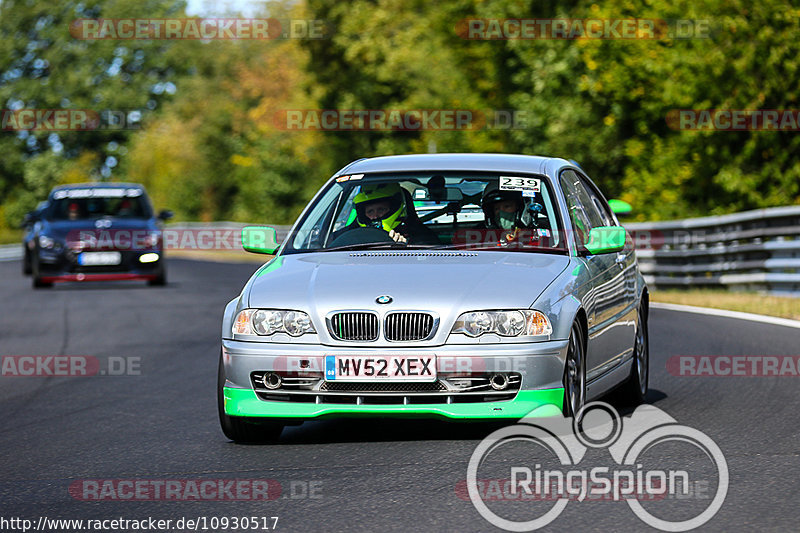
[[423, 243, 569, 254], [319, 242, 415, 253]]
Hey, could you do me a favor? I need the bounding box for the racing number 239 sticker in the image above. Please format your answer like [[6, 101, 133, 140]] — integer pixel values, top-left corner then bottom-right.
[[499, 176, 540, 193]]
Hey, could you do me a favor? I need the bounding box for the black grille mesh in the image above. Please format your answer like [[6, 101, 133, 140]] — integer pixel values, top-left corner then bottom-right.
[[320, 381, 446, 393]]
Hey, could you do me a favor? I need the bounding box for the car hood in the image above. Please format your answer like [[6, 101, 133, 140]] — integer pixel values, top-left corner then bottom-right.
[[247, 250, 570, 321]]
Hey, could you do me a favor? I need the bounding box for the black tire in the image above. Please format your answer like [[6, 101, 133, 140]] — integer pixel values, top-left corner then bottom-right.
[[148, 267, 166, 286], [31, 257, 53, 289], [22, 249, 32, 275], [562, 321, 586, 418], [618, 305, 649, 405], [218, 351, 283, 443]]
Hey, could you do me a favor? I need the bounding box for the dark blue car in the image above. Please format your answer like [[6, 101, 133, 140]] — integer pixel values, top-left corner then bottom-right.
[[22, 183, 172, 288]]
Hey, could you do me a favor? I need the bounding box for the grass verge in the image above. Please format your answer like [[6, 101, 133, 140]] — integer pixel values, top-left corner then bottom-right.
[[166, 249, 268, 264], [0, 228, 22, 245], [651, 289, 800, 321]]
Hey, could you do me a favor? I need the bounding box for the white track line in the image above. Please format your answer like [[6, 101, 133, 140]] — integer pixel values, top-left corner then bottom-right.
[[0, 244, 23, 262], [651, 302, 800, 330]]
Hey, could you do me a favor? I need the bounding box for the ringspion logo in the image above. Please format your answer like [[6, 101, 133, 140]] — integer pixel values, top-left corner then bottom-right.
[[466, 402, 728, 531]]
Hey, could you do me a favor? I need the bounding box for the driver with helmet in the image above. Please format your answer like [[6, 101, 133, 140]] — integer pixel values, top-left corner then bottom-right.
[[348, 183, 439, 245]]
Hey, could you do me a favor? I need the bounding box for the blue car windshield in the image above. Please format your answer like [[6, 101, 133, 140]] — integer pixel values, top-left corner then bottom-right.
[[285, 172, 567, 254], [48, 189, 151, 220]]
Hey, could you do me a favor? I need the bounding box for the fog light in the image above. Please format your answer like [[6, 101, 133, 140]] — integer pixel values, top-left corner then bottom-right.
[[262, 372, 282, 390], [139, 253, 159, 263], [490, 374, 509, 391]]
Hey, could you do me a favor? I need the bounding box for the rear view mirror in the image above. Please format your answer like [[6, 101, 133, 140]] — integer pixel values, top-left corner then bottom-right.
[[413, 187, 464, 203], [585, 226, 626, 254], [242, 226, 280, 255], [158, 209, 174, 221]]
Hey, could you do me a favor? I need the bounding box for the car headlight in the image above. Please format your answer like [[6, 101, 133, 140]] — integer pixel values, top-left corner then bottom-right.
[[451, 310, 552, 337], [232, 309, 316, 337], [38, 235, 56, 249]]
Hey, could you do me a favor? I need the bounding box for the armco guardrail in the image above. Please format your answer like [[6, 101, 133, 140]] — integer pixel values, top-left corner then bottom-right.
[[0, 243, 23, 261], [625, 206, 800, 294], [163, 222, 292, 244]]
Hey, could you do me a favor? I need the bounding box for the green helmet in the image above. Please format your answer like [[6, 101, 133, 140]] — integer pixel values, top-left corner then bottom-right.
[[354, 183, 407, 231]]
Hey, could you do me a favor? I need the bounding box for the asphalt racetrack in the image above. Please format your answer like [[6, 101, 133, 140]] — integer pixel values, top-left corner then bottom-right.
[[1, 257, 799, 532]]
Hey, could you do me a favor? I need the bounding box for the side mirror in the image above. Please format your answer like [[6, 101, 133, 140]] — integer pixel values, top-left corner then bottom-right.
[[242, 226, 280, 255], [608, 199, 632, 217], [21, 211, 39, 228], [158, 209, 174, 221], [584, 226, 626, 254]]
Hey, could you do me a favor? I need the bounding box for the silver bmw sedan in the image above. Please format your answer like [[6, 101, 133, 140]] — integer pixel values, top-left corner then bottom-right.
[[218, 153, 649, 442]]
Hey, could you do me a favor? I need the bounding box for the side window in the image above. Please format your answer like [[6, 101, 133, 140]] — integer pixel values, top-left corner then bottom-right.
[[559, 170, 606, 249], [331, 187, 360, 232], [577, 174, 615, 227], [291, 185, 347, 250]]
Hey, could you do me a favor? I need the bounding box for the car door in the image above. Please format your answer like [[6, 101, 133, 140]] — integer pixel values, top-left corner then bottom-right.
[[559, 169, 630, 382], [578, 174, 638, 311]]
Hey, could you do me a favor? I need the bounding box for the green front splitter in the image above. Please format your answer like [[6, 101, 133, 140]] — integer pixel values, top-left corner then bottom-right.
[[223, 387, 564, 420]]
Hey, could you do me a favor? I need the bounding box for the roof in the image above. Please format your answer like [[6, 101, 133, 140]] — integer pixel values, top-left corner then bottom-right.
[[338, 153, 572, 176], [51, 182, 145, 190]]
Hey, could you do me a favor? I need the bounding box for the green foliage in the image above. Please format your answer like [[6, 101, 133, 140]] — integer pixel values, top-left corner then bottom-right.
[[301, 0, 800, 220], [1, 0, 799, 228], [0, 0, 191, 226]]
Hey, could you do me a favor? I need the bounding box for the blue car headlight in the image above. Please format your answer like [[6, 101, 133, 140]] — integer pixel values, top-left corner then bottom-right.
[[38, 235, 56, 249]]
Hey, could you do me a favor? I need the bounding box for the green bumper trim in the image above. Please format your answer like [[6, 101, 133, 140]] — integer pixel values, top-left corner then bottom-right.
[[223, 387, 564, 420]]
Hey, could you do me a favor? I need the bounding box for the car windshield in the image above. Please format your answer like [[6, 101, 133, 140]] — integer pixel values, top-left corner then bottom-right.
[[48, 188, 151, 220], [284, 172, 567, 254]]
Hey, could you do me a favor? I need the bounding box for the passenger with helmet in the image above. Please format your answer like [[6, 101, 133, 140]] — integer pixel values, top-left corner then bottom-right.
[[481, 184, 545, 245], [336, 183, 439, 245]]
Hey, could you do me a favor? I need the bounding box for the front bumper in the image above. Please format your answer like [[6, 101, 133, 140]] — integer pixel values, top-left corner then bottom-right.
[[223, 387, 564, 420], [37, 248, 162, 282], [221, 338, 569, 420]]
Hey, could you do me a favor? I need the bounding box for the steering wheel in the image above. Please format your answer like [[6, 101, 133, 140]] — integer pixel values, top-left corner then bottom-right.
[[328, 226, 395, 247]]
